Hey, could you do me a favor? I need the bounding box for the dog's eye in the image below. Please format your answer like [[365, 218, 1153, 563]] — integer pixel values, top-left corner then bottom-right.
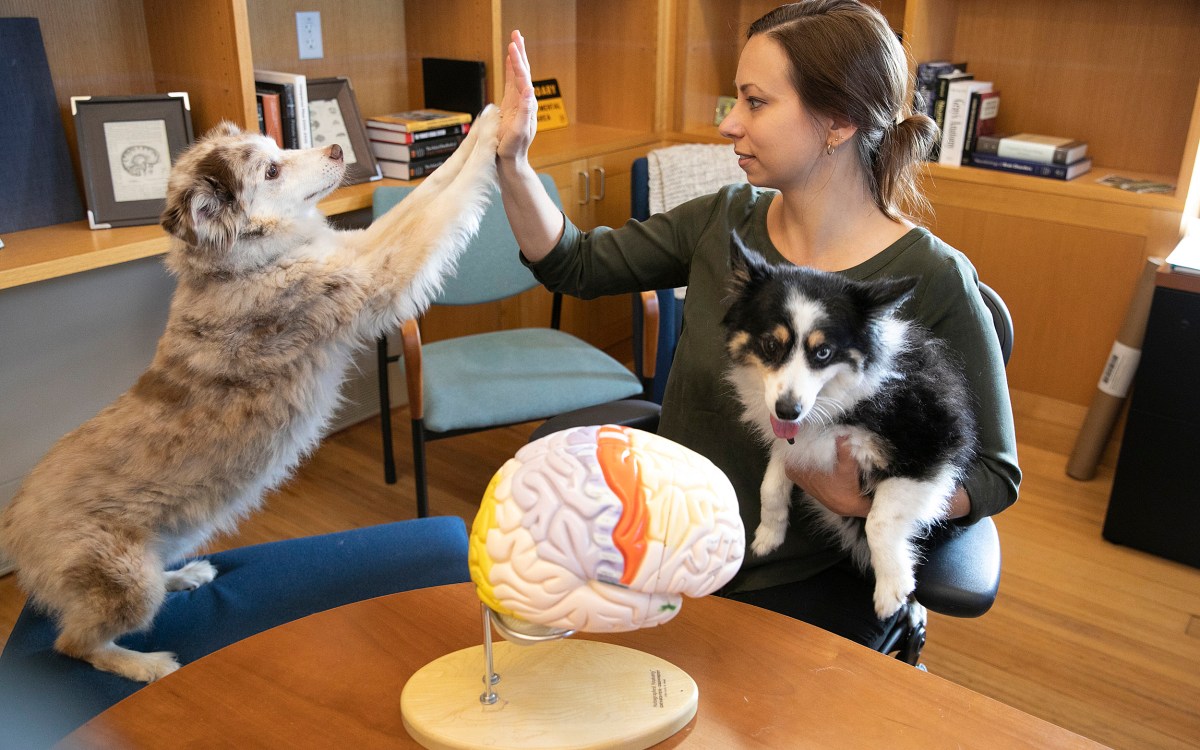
[[812, 344, 834, 362], [760, 336, 782, 359], [265, 163, 280, 180]]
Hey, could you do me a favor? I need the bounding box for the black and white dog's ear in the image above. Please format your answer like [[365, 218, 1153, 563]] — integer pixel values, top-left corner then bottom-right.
[[858, 275, 918, 317], [727, 232, 772, 295]]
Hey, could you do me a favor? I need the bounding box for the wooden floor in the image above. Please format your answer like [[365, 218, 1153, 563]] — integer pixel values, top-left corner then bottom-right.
[[1, 390, 1198, 749]]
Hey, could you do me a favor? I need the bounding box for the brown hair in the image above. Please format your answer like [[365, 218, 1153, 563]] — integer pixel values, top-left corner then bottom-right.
[[748, 0, 937, 221]]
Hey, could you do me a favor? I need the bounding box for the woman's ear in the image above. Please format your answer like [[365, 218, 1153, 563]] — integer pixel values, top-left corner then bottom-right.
[[825, 116, 859, 151]]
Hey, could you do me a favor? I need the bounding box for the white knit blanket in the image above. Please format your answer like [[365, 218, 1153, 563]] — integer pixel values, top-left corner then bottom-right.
[[647, 143, 745, 215]]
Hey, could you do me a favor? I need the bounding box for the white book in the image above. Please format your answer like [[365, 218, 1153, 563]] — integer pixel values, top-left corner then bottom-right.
[[939, 79, 992, 166], [996, 133, 1088, 165], [254, 69, 311, 148]]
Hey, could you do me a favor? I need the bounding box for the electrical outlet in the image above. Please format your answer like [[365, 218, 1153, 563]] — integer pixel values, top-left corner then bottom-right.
[[296, 11, 323, 60]]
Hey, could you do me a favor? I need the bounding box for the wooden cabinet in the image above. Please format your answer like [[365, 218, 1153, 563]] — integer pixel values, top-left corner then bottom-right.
[[664, 0, 1200, 406]]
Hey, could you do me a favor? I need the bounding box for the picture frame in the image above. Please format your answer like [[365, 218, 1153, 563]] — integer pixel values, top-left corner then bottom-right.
[[306, 76, 381, 185], [71, 93, 194, 230]]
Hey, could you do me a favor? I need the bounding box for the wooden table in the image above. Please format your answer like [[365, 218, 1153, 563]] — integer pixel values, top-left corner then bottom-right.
[[63, 583, 1101, 749]]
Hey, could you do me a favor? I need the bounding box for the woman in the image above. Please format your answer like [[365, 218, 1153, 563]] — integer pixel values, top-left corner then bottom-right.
[[496, 0, 1020, 647]]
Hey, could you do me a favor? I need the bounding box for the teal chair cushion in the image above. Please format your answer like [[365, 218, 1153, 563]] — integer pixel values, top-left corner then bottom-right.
[[418, 328, 643, 434]]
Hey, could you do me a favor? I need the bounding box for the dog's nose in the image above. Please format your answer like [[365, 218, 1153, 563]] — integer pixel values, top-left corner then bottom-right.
[[327, 144, 343, 161], [774, 398, 801, 422]]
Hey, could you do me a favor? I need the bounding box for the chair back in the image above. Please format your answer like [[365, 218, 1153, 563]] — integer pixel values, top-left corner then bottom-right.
[[978, 281, 1014, 365], [371, 173, 562, 306]]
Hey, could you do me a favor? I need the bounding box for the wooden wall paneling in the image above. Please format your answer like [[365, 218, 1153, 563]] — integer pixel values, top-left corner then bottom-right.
[[246, 0, 410, 121], [145, 0, 257, 133], [500, 1, 578, 123], [576, 0, 658, 132], [674, 0, 741, 135], [403, 0, 494, 112], [928, 203, 1149, 406]]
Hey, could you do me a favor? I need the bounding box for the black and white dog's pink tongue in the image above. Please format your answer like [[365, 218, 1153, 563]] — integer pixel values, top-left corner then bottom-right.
[[769, 415, 800, 441]]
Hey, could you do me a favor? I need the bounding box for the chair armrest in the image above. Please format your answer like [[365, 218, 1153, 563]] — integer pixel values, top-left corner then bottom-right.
[[913, 516, 1001, 618], [639, 290, 659, 381], [400, 319, 424, 420]]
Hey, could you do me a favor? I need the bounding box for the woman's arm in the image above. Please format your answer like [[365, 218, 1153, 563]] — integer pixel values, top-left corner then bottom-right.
[[497, 29, 565, 262]]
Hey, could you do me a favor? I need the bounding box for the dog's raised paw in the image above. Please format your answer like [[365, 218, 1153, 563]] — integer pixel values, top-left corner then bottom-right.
[[750, 524, 786, 557], [164, 560, 217, 591]]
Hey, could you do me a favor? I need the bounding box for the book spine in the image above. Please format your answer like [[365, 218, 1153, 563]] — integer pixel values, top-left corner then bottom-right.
[[379, 154, 452, 180], [259, 94, 283, 148], [938, 84, 975, 166], [973, 133, 1001, 157], [372, 136, 463, 162], [294, 76, 311, 148], [961, 92, 982, 164], [365, 123, 467, 143], [969, 152, 1073, 179], [996, 139, 1083, 165]]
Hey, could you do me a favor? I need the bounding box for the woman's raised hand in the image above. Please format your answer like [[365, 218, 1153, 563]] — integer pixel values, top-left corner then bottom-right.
[[499, 30, 538, 161]]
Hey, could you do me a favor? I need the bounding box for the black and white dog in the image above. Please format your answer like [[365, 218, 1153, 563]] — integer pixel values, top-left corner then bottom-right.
[[722, 236, 977, 619]]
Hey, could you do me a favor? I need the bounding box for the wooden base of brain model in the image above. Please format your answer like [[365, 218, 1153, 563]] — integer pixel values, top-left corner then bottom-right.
[[469, 425, 745, 634]]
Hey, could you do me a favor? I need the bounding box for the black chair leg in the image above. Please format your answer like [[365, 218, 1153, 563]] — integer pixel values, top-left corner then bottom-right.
[[377, 337, 397, 485], [412, 419, 429, 518], [898, 601, 927, 666]]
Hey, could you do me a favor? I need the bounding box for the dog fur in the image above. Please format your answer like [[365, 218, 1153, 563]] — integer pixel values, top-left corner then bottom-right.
[[722, 236, 977, 619], [0, 105, 501, 681]]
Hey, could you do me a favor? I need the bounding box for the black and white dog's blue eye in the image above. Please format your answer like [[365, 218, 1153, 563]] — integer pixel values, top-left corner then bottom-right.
[[813, 344, 833, 362], [265, 163, 280, 180]]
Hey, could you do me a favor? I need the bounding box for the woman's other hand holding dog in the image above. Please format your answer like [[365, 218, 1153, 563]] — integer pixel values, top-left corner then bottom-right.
[[496, 29, 565, 262], [786, 438, 973, 520]]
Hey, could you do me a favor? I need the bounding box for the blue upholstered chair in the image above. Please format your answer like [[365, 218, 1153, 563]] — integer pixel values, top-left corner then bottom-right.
[[373, 175, 653, 517], [0, 517, 470, 749]]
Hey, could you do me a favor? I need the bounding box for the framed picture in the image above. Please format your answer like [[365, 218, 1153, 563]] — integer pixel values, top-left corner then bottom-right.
[[306, 76, 381, 185], [71, 93, 194, 230]]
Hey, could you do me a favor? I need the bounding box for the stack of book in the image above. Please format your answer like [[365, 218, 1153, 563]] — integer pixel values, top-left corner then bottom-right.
[[366, 109, 472, 180], [255, 69, 311, 149], [970, 133, 1092, 181]]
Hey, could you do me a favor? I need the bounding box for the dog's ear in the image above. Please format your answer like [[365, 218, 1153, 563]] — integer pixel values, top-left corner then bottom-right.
[[161, 168, 240, 256], [205, 120, 243, 139], [857, 275, 918, 318], [727, 233, 771, 296]]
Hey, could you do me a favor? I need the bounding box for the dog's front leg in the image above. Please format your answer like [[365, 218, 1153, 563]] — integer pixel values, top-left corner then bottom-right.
[[864, 473, 955, 619], [752, 447, 793, 556]]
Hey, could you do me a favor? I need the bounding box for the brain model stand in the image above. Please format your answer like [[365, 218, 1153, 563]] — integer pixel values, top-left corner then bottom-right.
[[401, 425, 745, 750]]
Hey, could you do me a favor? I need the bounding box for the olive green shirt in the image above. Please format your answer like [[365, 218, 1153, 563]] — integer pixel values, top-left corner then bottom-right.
[[528, 183, 1020, 593]]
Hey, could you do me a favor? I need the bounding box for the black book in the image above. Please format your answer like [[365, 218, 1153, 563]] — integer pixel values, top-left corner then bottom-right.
[[256, 82, 298, 149], [421, 58, 487, 120]]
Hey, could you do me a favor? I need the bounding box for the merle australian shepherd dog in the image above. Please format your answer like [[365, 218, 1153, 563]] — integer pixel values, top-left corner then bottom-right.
[[722, 235, 977, 619], [0, 106, 500, 682]]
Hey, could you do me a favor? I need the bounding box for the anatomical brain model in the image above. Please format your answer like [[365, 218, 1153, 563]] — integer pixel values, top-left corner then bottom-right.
[[469, 425, 745, 635]]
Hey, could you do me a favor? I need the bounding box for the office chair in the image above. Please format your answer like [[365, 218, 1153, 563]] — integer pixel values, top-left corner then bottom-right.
[[532, 155, 1012, 666], [0, 517, 470, 749], [373, 175, 654, 518]]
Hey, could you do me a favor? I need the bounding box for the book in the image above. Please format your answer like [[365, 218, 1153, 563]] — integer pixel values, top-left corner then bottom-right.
[[1165, 232, 1200, 276], [257, 90, 284, 148], [930, 68, 972, 160], [369, 134, 463, 162], [939, 79, 992, 166], [421, 58, 487, 119], [914, 60, 961, 117], [365, 122, 469, 143], [255, 82, 297, 148], [0, 18, 85, 233], [367, 109, 472, 133], [962, 89, 1000, 160], [255, 70, 311, 147], [969, 151, 1092, 180], [377, 153, 452, 180], [976, 133, 1088, 165]]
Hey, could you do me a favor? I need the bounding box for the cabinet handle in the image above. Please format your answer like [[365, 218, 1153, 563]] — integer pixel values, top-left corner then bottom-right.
[[578, 170, 590, 205], [591, 166, 606, 201]]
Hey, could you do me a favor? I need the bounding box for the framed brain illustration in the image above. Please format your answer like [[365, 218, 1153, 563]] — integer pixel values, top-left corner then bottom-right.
[[71, 93, 194, 229]]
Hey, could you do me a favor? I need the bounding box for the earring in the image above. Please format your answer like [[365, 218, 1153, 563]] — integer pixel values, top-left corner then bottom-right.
[[826, 136, 839, 156]]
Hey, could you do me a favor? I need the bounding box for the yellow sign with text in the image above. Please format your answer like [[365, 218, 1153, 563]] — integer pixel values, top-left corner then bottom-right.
[[532, 78, 569, 132]]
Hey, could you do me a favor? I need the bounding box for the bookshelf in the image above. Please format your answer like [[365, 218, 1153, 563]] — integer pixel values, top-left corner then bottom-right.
[[0, 0, 668, 352], [665, 0, 1200, 406]]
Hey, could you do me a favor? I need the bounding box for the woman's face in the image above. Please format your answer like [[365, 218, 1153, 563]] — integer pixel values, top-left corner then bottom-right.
[[719, 34, 829, 191]]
